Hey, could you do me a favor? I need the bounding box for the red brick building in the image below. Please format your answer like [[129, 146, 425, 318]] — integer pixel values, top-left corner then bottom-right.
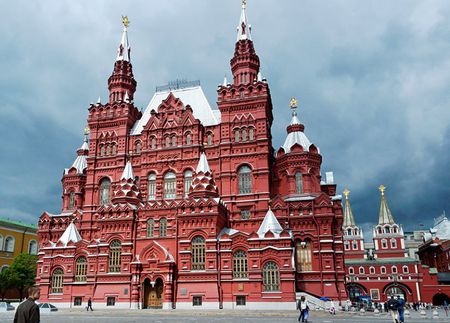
[[343, 187, 423, 303], [37, 4, 346, 309]]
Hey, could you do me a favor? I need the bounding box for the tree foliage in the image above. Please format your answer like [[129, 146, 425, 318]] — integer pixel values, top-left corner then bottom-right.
[[3, 253, 38, 300]]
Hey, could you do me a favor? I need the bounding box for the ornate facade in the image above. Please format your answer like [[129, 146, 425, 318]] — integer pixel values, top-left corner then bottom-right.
[[37, 4, 346, 309]]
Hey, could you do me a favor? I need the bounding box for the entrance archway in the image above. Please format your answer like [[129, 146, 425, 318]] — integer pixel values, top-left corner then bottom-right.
[[143, 278, 164, 309], [346, 284, 367, 302], [384, 284, 408, 301], [433, 293, 450, 306]]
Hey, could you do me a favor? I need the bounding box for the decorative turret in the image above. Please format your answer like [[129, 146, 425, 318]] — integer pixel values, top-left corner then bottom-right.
[[230, 0, 260, 85], [282, 98, 317, 153], [343, 189, 356, 227], [108, 16, 137, 104], [257, 207, 283, 238], [64, 127, 90, 175], [189, 152, 219, 198], [112, 160, 141, 204], [341, 189, 365, 258], [378, 185, 395, 225]]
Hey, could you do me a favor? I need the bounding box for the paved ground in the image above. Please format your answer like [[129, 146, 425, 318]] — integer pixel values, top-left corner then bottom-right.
[[1, 309, 449, 322]]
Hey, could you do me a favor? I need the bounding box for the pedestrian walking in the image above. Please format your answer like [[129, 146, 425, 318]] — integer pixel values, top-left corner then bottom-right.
[[297, 295, 309, 322], [444, 300, 448, 317], [387, 295, 400, 323], [396, 296, 405, 323], [87, 297, 93, 311], [14, 286, 40, 323]]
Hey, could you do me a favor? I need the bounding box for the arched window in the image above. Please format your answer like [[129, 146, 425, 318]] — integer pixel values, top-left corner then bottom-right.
[[164, 172, 176, 199], [186, 133, 192, 145], [5, 237, 14, 252], [370, 267, 375, 274], [249, 128, 254, 140], [172, 135, 176, 147], [147, 219, 154, 238], [233, 250, 248, 278], [295, 172, 303, 194], [207, 133, 213, 146], [344, 241, 350, 250], [391, 266, 397, 274], [238, 166, 252, 194], [165, 136, 170, 147], [135, 141, 141, 154], [160, 218, 167, 237], [359, 267, 365, 274], [242, 129, 247, 141], [390, 239, 397, 248], [191, 236, 205, 270], [403, 266, 409, 274], [296, 240, 312, 272], [347, 228, 352, 236], [349, 267, 354, 275], [381, 266, 386, 274], [69, 191, 76, 209], [75, 257, 87, 282], [263, 261, 279, 291], [51, 268, 64, 294], [112, 143, 116, 155], [235, 130, 240, 142], [28, 240, 38, 255], [148, 173, 156, 200], [377, 227, 382, 234], [99, 178, 111, 205], [184, 170, 193, 197], [106, 144, 111, 156], [109, 240, 121, 273], [381, 239, 387, 249], [393, 226, 398, 233], [0, 234, 3, 251], [385, 226, 391, 234], [352, 240, 358, 250], [151, 137, 156, 149], [100, 145, 105, 157]]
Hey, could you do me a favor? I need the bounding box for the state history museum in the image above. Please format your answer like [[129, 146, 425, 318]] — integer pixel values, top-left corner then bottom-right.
[[37, 3, 348, 309]]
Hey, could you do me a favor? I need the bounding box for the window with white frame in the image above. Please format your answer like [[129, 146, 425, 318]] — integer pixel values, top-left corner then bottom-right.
[[0, 234, 3, 251], [391, 266, 397, 274], [249, 128, 254, 140], [184, 170, 193, 197], [349, 267, 354, 274], [108, 240, 121, 273], [403, 266, 409, 274], [390, 238, 397, 248], [147, 219, 154, 238], [381, 266, 386, 274], [295, 172, 303, 194], [381, 239, 388, 249], [164, 172, 176, 199], [191, 236, 205, 270], [5, 236, 14, 252], [370, 267, 375, 274], [159, 218, 167, 237], [148, 173, 156, 200], [238, 166, 252, 194], [99, 178, 111, 205], [352, 240, 358, 250], [359, 267, 365, 274], [75, 257, 87, 282], [28, 240, 38, 255], [263, 261, 279, 291], [344, 241, 350, 250], [69, 191, 76, 209], [233, 250, 248, 278], [50, 268, 64, 294]]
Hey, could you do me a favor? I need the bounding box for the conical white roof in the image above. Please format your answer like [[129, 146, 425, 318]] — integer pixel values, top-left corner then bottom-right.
[[59, 222, 82, 245], [196, 152, 211, 173], [257, 208, 283, 238], [116, 26, 131, 62], [121, 160, 134, 180], [282, 114, 315, 153], [236, 0, 252, 41]]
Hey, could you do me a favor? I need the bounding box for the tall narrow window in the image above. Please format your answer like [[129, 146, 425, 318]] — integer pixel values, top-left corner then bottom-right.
[[106, 144, 111, 156], [4, 237, 14, 252], [99, 178, 111, 205], [147, 219, 154, 238], [242, 129, 247, 141], [249, 128, 254, 140], [172, 136, 176, 147], [148, 173, 156, 200], [390, 239, 397, 248], [135, 141, 141, 154], [191, 236, 205, 270], [160, 218, 167, 237], [69, 191, 76, 209], [296, 240, 312, 272], [184, 170, 193, 197], [109, 240, 121, 273], [295, 172, 303, 194], [112, 143, 116, 155], [100, 145, 105, 157], [207, 133, 213, 146], [0, 235, 3, 251], [186, 133, 192, 145], [28, 240, 38, 255], [151, 137, 156, 149], [51, 268, 64, 294], [263, 261, 279, 291], [165, 137, 170, 147], [233, 250, 248, 278], [381, 239, 388, 249], [75, 257, 87, 282], [235, 130, 240, 142], [164, 172, 176, 199], [238, 166, 252, 194]]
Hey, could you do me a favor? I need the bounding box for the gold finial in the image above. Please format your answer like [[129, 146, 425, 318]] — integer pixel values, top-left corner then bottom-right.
[[122, 15, 130, 28], [290, 97, 298, 109], [343, 188, 350, 199], [84, 125, 90, 136], [242, 0, 247, 8], [379, 184, 386, 195]]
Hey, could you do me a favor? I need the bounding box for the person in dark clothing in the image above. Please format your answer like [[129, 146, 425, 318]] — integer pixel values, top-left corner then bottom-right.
[[387, 295, 399, 323], [14, 286, 40, 323], [87, 298, 93, 311], [396, 296, 405, 323]]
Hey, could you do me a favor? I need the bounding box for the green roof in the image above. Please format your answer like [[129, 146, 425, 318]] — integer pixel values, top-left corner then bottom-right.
[[0, 217, 38, 231], [345, 257, 418, 265]]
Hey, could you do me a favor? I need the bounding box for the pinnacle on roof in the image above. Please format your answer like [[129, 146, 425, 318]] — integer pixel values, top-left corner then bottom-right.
[[59, 222, 82, 246], [281, 97, 317, 153], [378, 185, 395, 225], [116, 15, 131, 62], [196, 152, 211, 173], [64, 129, 89, 175], [223, 75, 228, 87], [343, 188, 357, 227], [189, 152, 218, 198], [120, 160, 135, 180], [237, 0, 251, 41], [257, 207, 283, 238]]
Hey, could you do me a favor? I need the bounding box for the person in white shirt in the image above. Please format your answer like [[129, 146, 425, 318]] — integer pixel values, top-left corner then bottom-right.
[[297, 296, 309, 322]]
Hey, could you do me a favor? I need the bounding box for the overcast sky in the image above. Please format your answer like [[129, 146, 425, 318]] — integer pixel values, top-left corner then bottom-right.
[[0, 1, 449, 235]]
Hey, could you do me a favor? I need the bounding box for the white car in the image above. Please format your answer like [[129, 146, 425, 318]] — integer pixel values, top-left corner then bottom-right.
[[38, 302, 58, 312], [0, 302, 15, 311]]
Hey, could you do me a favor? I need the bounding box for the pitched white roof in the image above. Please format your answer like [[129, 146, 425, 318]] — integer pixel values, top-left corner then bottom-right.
[[121, 160, 134, 180], [64, 140, 88, 175], [59, 222, 82, 245], [196, 152, 211, 173], [282, 114, 315, 153], [130, 85, 220, 135], [257, 208, 283, 238]]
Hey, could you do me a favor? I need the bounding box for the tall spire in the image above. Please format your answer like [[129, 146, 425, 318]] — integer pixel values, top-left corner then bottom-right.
[[378, 185, 395, 225], [237, 0, 251, 41], [108, 16, 137, 104], [343, 188, 356, 227], [230, 0, 260, 85]]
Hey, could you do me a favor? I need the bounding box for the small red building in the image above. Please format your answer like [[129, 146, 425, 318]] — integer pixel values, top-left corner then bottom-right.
[[37, 3, 346, 310]]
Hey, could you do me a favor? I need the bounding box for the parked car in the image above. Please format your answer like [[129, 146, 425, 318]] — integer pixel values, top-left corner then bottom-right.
[[38, 303, 58, 312], [0, 302, 15, 311]]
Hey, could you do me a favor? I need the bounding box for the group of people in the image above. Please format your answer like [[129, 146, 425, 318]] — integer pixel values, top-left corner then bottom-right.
[[387, 295, 406, 323]]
